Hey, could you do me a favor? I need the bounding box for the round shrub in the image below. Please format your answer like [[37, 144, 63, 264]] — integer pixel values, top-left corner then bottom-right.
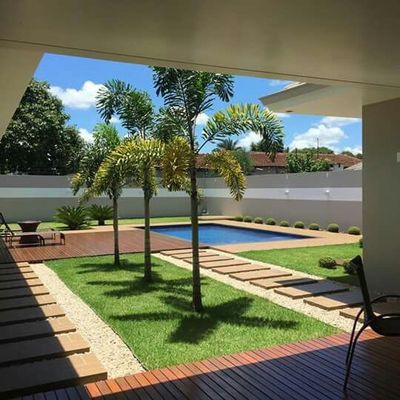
[[343, 260, 356, 275], [348, 226, 361, 235], [234, 216, 244, 222], [294, 221, 305, 229], [359, 237, 363, 248], [254, 217, 263, 224], [243, 216, 253, 223], [327, 223, 339, 233], [319, 256, 337, 269], [265, 217, 276, 225], [308, 223, 320, 231], [279, 220, 289, 227]]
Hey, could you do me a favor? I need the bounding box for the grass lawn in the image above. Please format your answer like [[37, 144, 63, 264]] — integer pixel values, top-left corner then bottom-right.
[[240, 243, 362, 286], [8, 216, 190, 231], [47, 254, 337, 369]]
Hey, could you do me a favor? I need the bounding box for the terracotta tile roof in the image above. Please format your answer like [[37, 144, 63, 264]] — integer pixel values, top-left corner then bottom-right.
[[197, 152, 360, 169]]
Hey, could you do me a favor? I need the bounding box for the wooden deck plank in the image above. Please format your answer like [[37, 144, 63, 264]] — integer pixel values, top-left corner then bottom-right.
[[0, 304, 65, 325], [250, 276, 317, 290], [199, 259, 250, 269], [304, 290, 363, 310], [275, 281, 349, 299], [0, 294, 56, 311], [0, 332, 90, 366], [0, 353, 107, 397], [0, 285, 49, 299], [211, 263, 269, 274], [0, 271, 38, 281], [0, 266, 34, 275], [230, 268, 292, 281], [0, 316, 76, 343], [0, 277, 43, 290]]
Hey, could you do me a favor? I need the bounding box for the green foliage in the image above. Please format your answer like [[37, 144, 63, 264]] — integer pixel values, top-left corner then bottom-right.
[[254, 217, 263, 224], [0, 79, 84, 175], [88, 204, 113, 226], [216, 138, 241, 151], [359, 237, 363, 248], [308, 223, 320, 231], [232, 149, 254, 175], [294, 221, 305, 229], [347, 226, 361, 235], [251, 138, 284, 152], [296, 147, 334, 154], [266, 217, 276, 225], [287, 151, 330, 173], [327, 223, 339, 233], [280, 220, 290, 227], [318, 257, 337, 269], [343, 260, 356, 275], [55, 206, 88, 230], [341, 150, 363, 159], [234, 216, 244, 222], [243, 216, 253, 222]]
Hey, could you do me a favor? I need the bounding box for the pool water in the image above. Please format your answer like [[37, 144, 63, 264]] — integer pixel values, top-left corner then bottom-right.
[[150, 223, 310, 245]]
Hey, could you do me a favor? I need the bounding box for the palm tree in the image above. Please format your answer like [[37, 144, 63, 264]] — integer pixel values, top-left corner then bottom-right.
[[152, 67, 284, 312], [71, 123, 123, 266], [216, 138, 241, 151]]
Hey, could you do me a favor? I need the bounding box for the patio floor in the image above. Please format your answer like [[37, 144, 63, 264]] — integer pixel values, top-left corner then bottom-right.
[[21, 330, 400, 400]]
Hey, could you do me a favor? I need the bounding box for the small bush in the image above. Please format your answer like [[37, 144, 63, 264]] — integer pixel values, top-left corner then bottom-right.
[[234, 216, 244, 222], [280, 220, 290, 227], [55, 206, 88, 230], [359, 237, 363, 248], [308, 223, 320, 231], [343, 260, 356, 275], [294, 221, 305, 229], [265, 217, 276, 225], [243, 216, 253, 223], [348, 226, 361, 235], [254, 217, 263, 224], [88, 204, 113, 226], [319, 256, 337, 269], [327, 223, 339, 233]]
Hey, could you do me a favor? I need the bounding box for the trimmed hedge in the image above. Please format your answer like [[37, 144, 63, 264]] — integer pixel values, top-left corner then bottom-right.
[[308, 223, 320, 231], [318, 257, 337, 269], [234, 216, 244, 222], [254, 217, 263, 224], [327, 223, 339, 233], [243, 216, 253, 223], [294, 221, 305, 229], [265, 217, 276, 225], [279, 220, 290, 227], [348, 226, 361, 235]]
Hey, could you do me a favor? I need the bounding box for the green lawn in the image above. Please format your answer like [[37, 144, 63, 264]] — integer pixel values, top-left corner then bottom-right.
[[240, 243, 362, 286], [47, 254, 337, 369], [8, 216, 190, 231]]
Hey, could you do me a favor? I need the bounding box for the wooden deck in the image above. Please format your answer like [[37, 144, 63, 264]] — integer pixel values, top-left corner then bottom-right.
[[0, 229, 194, 264], [22, 330, 400, 400]]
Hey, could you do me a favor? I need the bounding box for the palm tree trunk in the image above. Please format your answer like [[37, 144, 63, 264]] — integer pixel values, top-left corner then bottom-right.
[[144, 193, 152, 282], [112, 197, 120, 266], [190, 164, 203, 312]]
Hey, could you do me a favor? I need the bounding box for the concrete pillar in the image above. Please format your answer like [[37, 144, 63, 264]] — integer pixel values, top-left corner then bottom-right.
[[363, 97, 400, 295], [0, 46, 43, 137]]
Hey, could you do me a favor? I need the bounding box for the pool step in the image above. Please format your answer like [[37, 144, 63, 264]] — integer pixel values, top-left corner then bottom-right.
[[212, 264, 269, 275], [304, 290, 363, 310], [275, 281, 348, 299], [250, 276, 317, 290], [230, 269, 292, 281]]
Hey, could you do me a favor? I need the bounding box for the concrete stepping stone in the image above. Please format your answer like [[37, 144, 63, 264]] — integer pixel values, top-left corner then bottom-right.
[[0, 266, 33, 275], [251, 276, 317, 290], [161, 249, 207, 256], [0, 294, 56, 311], [275, 281, 348, 299], [0, 285, 49, 300], [0, 278, 43, 290], [0, 271, 38, 281], [183, 255, 234, 263], [0, 317, 76, 343], [304, 290, 363, 310], [0, 332, 90, 366], [230, 269, 292, 281], [200, 259, 250, 269], [171, 251, 211, 259], [0, 304, 65, 325], [212, 264, 269, 275], [340, 301, 400, 321], [0, 262, 30, 269]]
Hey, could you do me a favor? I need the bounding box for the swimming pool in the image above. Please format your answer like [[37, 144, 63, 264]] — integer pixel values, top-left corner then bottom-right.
[[150, 223, 310, 245]]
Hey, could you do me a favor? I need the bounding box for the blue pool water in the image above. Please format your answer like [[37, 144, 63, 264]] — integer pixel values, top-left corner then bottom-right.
[[150, 223, 310, 245]]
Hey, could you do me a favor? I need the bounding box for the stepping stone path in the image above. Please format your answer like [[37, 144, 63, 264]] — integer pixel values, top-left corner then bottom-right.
[[161, 248, 366, 324], [0, 261, 107, 397]]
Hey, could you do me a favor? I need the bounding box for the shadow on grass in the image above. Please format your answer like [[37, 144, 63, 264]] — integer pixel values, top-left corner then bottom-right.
[[326, 275, 359, 287], [112, 296, 298, 344]]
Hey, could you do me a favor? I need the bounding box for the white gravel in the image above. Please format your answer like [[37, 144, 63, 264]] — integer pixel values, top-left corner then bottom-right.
[[156, 251, 359, 333], [32, 263, 144, 378]]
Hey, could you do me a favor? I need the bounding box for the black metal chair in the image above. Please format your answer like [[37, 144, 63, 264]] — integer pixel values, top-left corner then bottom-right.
[[344, 255, 400, 389]]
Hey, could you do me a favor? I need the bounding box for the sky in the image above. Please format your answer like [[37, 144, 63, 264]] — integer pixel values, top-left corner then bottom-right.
[[34, 53, 362, 154]]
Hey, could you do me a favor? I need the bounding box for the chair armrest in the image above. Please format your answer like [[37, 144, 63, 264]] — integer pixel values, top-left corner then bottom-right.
[[371, 295, 400, 304]]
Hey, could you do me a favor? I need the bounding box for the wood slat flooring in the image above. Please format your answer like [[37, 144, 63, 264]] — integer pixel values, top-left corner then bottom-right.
[[36, 331, 400, 400]]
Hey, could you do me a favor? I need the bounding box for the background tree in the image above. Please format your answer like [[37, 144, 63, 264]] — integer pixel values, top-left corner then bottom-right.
[[152, 67, 284, 311], [287, 151, 330, 173], [341, 150, 363, 159], [295, 146, 334, 154], [250, 136, 284, 153], [216, 138, 241, 151], [233, 149, 254, 175], [71, 123, 123, 266], [0, 79, 84, 175]]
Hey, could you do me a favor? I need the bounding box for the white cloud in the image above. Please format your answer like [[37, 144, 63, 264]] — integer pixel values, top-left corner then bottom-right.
[[320, 116, 360, 127], [110, 116, 121, 124], [237, 131, 262, 150], [343, 146, 362, 155], [49, 81, 104, 109], [275, 112, 290, 119], [196, 112, 209, 126], [79, 128, 94, 143]]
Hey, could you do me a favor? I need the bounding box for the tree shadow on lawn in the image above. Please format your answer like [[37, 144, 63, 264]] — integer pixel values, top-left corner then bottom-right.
[[74, 258, 148, 275], [111, 295, 298, 345]]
